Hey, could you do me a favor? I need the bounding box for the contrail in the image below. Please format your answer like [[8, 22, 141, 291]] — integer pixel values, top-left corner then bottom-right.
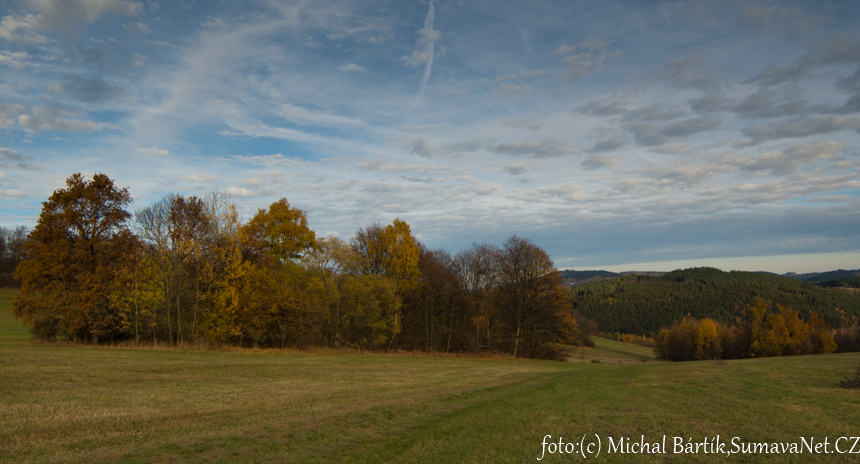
[[417, 0, 435, 99]]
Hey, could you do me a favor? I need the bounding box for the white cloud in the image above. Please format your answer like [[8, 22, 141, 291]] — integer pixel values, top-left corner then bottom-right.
[[18, 111, 107, 133], [401, 49, 431, 68], [739, 140, 843, 174], [0, 50, 30, 67], [554, 38, 620, 81], [200, 17, 226, 28], [0, 188, 27, 197], [0, 104, 25, 128], [280, 103, 365, 128], [226, 186, 252, 197], [0, 15, 47, 43], [26, 0, 143, 32], [498, 83, 529, 95], [417, 28, 440, 44], [123, 21, 149, 34], [135, 147, 169, 157], [186, 174, 216, 182], [338, 63, 366, 73]]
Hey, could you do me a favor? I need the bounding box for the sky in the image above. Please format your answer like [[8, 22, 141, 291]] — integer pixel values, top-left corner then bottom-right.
[[0, 0, 859, 273]]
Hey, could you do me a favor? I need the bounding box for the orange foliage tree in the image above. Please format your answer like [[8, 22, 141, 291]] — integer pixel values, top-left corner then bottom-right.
[[13, 173, 139, 343]]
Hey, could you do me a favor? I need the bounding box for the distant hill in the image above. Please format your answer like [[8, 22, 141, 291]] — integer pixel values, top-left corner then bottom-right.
[[559, 270, 621, 280], [558, 270, 622, 287], [782, 269, 860, 283], [570, 267, 860, 335]]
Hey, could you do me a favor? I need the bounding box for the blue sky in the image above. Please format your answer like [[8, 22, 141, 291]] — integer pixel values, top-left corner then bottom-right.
[[1, 0, 859, 273]]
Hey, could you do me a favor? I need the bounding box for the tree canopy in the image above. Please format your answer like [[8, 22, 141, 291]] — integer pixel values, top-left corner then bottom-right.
[[13, 173, 139, 343]]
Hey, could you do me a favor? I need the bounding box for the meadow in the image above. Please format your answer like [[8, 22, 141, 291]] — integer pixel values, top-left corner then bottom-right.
[[1, 288, 859, 463]]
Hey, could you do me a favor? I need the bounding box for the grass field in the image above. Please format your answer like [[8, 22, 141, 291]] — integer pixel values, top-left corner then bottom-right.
[[567, 337, 660, 363], [2, 288, 859, 463]]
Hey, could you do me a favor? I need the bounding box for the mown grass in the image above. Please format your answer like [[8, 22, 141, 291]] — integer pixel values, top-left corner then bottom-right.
[[567, 337, 660, 363], [2, 288, 859, 463]]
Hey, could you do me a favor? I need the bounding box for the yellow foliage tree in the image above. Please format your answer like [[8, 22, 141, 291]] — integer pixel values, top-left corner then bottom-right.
[[808, 312, 836, 354], [337, 274, 401, 348], [351, 219, 420, 292], [746, 297, 769, 357], [242, 198, 317, 265], [695, 318, 720, 360]]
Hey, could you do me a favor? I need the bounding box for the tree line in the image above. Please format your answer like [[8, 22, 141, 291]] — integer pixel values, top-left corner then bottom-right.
[[570, 267, 860, 335], [652, 298, 837, 361], [11, 173, 582, 359]]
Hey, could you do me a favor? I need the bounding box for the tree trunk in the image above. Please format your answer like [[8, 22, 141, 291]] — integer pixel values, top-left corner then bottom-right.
[[514, 326, 520, 358], [446, 312, 454, 353], [429, 300, 434, 352], [192, 277, 199, 342], [176, 274, 182, 345], [134, 269, 139, 346], [165, 282, 172, 346]]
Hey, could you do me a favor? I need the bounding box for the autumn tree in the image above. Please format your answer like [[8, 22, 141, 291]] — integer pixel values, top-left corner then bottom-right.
[[695, 318, 720, 360], [497, 235, 577, 358], [653, 317, 700, 361], [237, 198, 323, 347], [302, 236, 352, 344], [13, 173, 140, 343], [762, 305, 809, 356], [242, 197, 316, 266], [807, 312, 836, 354], [194, 191, 245, 344], [350, 219, 420, 292], [744, 297, 769, 358], [401, 245, 464, 352], [454, 242, 501, 349], [339, 219, 420, 349], [135, 194, 210, 345]]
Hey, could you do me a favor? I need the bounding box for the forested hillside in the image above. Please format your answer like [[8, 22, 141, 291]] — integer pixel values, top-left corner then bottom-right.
[[783, 269, 860, 282], [570, 267, 860, 335]]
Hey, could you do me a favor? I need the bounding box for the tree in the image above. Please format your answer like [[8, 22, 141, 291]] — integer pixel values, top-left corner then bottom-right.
[[498, 235, 576, 358], [695, 318, 720, 360], [303, 236, 352, 344], [13, 173, 139, 343], [454, 242, 502, 349], [350, 219, 420, 292], [344, 219, 420, 349], [807, 312, 836, 354], [135, 194, 210, 345], [195, 192, 245, 344], [337, 273, 401, 348], [403, 245, 463, 353], [241, 198, 316, 266], [236, 198, 321, 348], [762, 305, 809, 356], [745, 297, 769, 358]]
